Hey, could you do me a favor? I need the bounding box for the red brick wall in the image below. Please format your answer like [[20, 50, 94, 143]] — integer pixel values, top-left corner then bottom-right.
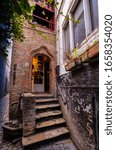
[[9, 26, 56, 119]]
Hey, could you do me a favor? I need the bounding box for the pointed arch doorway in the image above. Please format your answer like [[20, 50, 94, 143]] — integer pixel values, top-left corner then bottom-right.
[[32, 54, 50, 93]]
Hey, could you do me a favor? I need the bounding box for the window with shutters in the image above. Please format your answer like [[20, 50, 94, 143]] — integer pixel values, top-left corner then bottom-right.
[[73, 0, 86, 46]]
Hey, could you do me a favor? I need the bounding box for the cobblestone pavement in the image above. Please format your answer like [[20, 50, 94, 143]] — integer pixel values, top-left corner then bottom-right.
[[0, 94, 77, 150]]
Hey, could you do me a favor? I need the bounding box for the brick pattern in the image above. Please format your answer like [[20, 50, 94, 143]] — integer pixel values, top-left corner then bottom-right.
[[58, 59, 99, 150], [23, 95, 35, 137], [9, 27, 56, 119]]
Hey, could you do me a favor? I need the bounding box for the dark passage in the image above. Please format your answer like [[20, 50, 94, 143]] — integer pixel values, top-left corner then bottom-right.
[[44, 62, 50, 92]]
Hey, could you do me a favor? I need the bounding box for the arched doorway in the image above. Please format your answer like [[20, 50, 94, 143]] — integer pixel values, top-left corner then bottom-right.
[[32, 54, 50, 93]]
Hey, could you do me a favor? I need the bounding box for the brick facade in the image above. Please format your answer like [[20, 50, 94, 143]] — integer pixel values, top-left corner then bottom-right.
[[9, 26, 56, 119], [23, 93, 36, 137]]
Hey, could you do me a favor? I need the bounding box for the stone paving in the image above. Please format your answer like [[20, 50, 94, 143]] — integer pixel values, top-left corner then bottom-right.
[[0, 94, 22, 150], [0, 94, 77, 150], [0, 94, 9, 127]]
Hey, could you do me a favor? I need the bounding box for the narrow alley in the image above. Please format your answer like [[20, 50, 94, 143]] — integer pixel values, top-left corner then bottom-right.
[[0, 0, 99, 150]]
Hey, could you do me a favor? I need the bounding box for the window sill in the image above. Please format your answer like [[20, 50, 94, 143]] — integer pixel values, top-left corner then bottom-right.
[[64, 29, 99, 71], [76, 28, 99, 56]]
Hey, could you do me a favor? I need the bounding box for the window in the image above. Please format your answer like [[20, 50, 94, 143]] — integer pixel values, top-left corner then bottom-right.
[[33, 1, 55, 31], [64, 22, 70, 52], [62, 0, 99, 61], [73, 0, 86, 46], [89, 0, 99, 30]]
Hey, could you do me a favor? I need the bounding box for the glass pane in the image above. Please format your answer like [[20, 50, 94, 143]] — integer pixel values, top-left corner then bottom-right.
[[89, 0, 99, 30], [73, 0, 86, 46], [38, 56, 43, 61], [34, 77, 43, 84], [73, 0, 83, 19], [74, 14, 86, 46], [38, 62, 43, 70], [64, 23, 70, 52], [38, 71, 43, 77]]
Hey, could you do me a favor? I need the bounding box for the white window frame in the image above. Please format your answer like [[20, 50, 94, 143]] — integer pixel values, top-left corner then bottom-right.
[[62, 0, 98, 60], [68, 0, 92, 41]]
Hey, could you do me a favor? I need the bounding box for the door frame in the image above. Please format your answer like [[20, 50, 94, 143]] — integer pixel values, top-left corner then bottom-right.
[[32, 54, 50, 93], [29, 46, 56, 95]]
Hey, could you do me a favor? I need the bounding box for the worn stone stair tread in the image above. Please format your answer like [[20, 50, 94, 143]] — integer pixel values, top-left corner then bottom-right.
[[22, 127, 69, 146], [36, 110, 62, 119], [23, 93, 53, 98], [36, 104, 60, 110], [36, 118, 65, 129], [36, 99, 58, 103]]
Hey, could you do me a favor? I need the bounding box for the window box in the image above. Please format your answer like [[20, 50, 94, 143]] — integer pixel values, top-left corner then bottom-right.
[[64, 41, 99, 71]]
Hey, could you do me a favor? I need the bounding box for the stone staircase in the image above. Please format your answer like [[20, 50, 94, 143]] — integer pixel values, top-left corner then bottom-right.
[[22, 95, 70, 147]]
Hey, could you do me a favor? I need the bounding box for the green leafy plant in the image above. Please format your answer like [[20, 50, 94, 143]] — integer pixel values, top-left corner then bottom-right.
[[0, 0, 80, 58], [65, 47, 78, 61], [71, 48, 78, 58], [0, 0, 32, 57]]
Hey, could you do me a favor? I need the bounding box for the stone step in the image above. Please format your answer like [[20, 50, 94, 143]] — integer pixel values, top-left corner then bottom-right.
[[36, 98, 58, 104], [34, 95, 55, 99], [36, 104, 61, 111], [36, 110, 63, 120], [23, 93, 54, 99], [36, 118, 66, 130], [22, 127, 69, 147]]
